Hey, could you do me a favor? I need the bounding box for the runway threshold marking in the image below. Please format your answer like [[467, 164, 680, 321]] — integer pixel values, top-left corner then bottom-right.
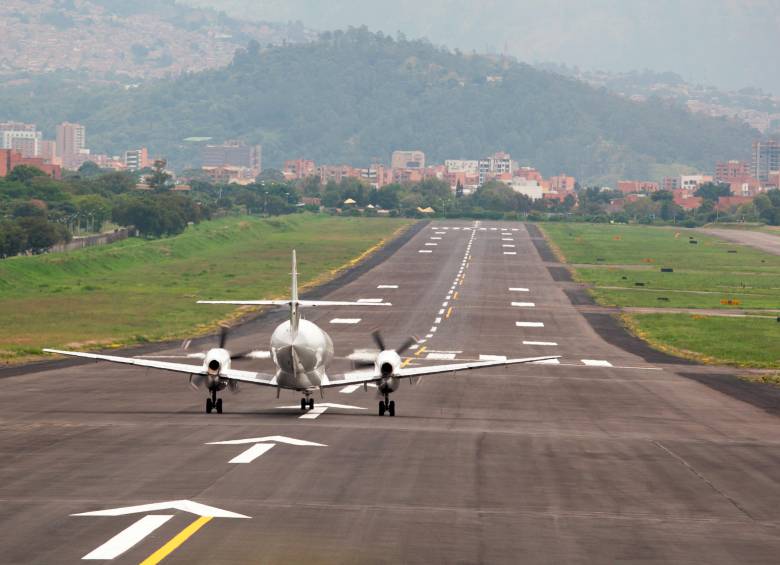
[[139, 516, 212, 565], [582, 359, 614, 367]]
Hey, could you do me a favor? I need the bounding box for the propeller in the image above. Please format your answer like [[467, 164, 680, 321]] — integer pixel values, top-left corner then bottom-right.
[[353, 330, 417, 369]]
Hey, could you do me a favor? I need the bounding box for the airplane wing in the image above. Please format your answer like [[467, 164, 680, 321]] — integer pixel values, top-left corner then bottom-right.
[[42, 349, 277, 387], [321, 355, 561, 388]]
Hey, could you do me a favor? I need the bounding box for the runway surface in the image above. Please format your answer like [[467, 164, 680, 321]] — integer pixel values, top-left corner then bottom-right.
[[1, 220, 779, 564], [698, 227, 780, 256]]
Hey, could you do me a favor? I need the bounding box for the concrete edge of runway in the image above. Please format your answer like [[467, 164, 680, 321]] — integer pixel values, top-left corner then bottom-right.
[[0, 219, 429, 379]]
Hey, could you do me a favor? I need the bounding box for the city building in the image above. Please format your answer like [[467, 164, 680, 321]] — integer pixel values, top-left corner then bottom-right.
[[509, 177, 543, 200], [715, 160, 751, 183], [124, 147, 151, 171], [680, 174, 714, 190], [283, 159, 317, 180], [662, 177, 681, 191], [548, 174, 576, 193], [0, 148, 62, 179], [478, 152, 512, 185], [391, 150, 425, 170], [752, 140, 780, 182], [617, 180, 660, 194], [56, 122, 89, 169], [444, 160, 479, 174], [202, 140, 261, 174], [0, 121, 42, 158]]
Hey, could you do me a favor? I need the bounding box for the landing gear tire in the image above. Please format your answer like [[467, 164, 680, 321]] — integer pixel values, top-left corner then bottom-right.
[[300, 398, 307, 411], [308, 398, 314, 410], [388, 400, 395, 417], [216, 398, 223, 414], [206, 398, 213, 414], [379, 400, 386, 416]]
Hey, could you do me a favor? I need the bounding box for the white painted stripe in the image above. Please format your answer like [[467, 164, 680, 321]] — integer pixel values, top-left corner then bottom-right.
[[442, 301, 448, 307], [431, 237, 442, 240], [300, 406, 328, 419], [502, 244, 515, 248], [435, 317, 442, 324], [516, 321, 544, 327], [419, 250, 433, 253], [377, 285, 398, 289], [339, 384, 363, 394], [438, 308, 445, 315], [502, 238, 513, 241], [330, 318, 361, 324], [582, 359, 614, 367], [533, 358, 561, 365], [479, 354, 507, 361], [504, 251, 517, 255], [425, 334, 433, 338], [358, 298, 384, 303], [425, 243, 437, 246], [512, 228, 519, 231], [429, 326, 438, 332], [427, 350, 463, 354], [509, 287, 529, 292], [490, 227, 498, 231], [435, 232, 445, 234], [82, 515, 174, 560], [427, 352, 456, 360], [452, 227, 461, 230], [523, 340, 558, 346], [229, 443, 275, 463], [512, 302, 536, 307]]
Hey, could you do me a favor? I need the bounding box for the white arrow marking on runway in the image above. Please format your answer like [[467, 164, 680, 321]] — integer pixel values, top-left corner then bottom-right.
[[276, 403, 366, 419], [74, 500, 249, 560], [208, 436, 326, 462]]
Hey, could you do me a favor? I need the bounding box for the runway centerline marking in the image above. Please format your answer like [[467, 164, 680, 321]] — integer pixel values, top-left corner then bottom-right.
[[582, 359, 614, 367], [512, 302, 536, 307], [419, 250, 433, 253], [509, 287, 529, 292], [516, 321, 544, 327], [330, 318, 361, 324], [377, 285, 398, 289], [502, 244, 516, 248], [504, 251, 517, 255], [523, 340, 558, 346]]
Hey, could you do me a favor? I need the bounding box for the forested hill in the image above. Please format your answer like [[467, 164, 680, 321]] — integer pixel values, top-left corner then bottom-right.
[[1, 29, 758, 183]]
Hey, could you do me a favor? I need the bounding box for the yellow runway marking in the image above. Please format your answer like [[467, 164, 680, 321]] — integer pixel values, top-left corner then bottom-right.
[[453, 292, 459, 300], [414, 346, 427, 357], [446, 307, 452, 319], [401, 357, 413, 367], [140, 516, 212, 565]]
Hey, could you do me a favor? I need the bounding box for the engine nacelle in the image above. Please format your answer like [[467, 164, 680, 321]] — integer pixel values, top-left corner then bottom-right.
[[376, 350, 401, 393]]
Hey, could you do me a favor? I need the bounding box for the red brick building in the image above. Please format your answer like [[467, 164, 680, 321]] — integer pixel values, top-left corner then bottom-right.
[[618, 180, 660, 194], [0, 148, 62, 179], [715, 160, 750, 183]]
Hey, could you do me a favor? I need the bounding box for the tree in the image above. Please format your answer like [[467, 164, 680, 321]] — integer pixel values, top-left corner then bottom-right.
[[0, 220, 27, 257], [77, 161, 104, 178], [7, 165, 47, 184], [146, 159, 172, 192], [694, 182, 731, 201]]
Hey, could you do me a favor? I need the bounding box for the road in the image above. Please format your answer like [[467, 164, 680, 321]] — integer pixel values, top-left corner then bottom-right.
[[698, 227, 780, 256], [1, 220, 779, 564]]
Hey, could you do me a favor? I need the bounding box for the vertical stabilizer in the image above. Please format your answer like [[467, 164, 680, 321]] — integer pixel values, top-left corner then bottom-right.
[[290, 250, 300, 335]]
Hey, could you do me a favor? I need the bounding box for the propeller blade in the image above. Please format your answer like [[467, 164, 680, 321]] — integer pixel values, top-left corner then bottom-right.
[[396, 336, 417, 355], [371, 330, 386, 351], [219, 325, 229, 349]]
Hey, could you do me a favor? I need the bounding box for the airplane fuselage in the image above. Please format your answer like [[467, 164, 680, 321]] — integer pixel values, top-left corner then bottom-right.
[[270, 318, 334, 391]]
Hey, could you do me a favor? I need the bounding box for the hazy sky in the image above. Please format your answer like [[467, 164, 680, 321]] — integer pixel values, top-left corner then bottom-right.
[[181, 0, 780, 94]]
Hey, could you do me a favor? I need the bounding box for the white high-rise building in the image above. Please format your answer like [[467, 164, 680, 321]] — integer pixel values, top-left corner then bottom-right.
[[0, 122, 42, 157]]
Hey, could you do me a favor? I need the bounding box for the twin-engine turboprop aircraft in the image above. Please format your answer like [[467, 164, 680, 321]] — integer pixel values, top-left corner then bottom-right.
[[45, 251, 558, 416]]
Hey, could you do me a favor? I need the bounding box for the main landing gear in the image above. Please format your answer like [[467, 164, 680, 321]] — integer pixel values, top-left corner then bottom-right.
[[300, 397, 314, 410], [378, 394, 395, 417], [206, 389, 223, 414]]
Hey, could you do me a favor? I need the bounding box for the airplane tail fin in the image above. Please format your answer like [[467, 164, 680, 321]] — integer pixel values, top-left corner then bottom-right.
[[290, 250, 299, 336]]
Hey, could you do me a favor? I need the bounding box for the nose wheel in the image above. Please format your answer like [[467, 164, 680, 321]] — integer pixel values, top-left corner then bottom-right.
[[300, 397, 314, 410], [378, 396, 395, 416], [206, 390, 223, 414]]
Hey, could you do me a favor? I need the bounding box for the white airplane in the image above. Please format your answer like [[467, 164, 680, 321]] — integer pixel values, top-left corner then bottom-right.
[[45, 251, 558, 416]]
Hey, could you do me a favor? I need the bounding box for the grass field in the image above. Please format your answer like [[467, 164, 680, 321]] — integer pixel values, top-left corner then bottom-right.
[[540, 222, 780, 368], [0, 215, 413, 362]]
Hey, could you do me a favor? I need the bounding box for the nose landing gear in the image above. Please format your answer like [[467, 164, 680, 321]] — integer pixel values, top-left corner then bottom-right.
[[378, 394, 395, 416], [206, 389, 223, 414], [300, 396, 314, 410]]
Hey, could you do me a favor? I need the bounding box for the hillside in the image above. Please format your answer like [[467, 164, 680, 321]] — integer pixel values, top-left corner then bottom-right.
[[0, 0, 312, 79], [0, 29, 759, 183]]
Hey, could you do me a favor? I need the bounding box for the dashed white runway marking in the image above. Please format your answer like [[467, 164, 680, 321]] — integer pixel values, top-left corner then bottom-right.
[[377, 284, 398, 289], [429, 326, 438, 333], [516, 321, 544, 327], [532, 358, 561, 365], [330, 318, 361, 324], [425, 243, 438, 246], [434, 317, 442, 324], [490, 227, 498, 231], [427, 352, 457, 360], [358, 298, 384, 303], [425, 333, 434, 338], [502, 244, 516, 248], [509, 287, 530, 292], [442, 301, 449, 307], [512, 302, 536, 307], [431, 237, 442, 240], [523, 340, 558, 346], [503, 251, 517, 255], [479, 354, 507, 361], [438, 308, 445, 315], [581, 359, 614, 367], [502, 238, 513, 241], [419, 250, 432, 253]]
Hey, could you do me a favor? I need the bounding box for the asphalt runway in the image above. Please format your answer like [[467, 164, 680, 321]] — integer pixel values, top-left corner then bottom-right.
[[1, 220, 779, 564], [698, 227, 780, 256]]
